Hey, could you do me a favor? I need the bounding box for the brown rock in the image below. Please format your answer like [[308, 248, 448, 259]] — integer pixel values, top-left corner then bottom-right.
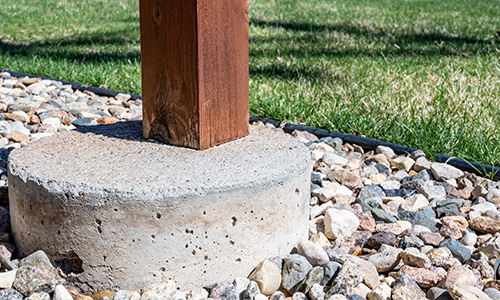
[[441, 216, 468, 229], [352, 144, 364, 154], [9, 131, 29, 144], [426, 247, 455, 270], [91, 290, 115, 300], [376, 223, 404, 236], [62, 113, 76, 126], [398, 251, 431, 268], [484, 280, 500, 290], [30, 115, 41, 125], [470, 217, 500, 234], [440, 219, 465, 240], [397, 265, 443, 288], [22, 77, 41, 86], [328, 170, 363, 190], [64, 286, 79, 297], [76, 296, 93, 300], [4, 113, 27, 122]]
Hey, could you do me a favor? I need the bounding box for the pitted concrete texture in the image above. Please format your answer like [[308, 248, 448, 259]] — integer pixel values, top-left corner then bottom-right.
[[8, 121, 311, 292]]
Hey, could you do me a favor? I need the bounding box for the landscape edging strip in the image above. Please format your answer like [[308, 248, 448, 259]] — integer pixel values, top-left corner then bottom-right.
[[2, 68, 498, 180]]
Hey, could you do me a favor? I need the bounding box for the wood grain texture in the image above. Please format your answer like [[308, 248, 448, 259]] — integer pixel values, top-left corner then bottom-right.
[[140, 0, 249, 149]]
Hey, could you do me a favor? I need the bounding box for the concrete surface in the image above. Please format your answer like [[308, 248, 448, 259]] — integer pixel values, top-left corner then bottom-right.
[[8, 121, 311, 292]]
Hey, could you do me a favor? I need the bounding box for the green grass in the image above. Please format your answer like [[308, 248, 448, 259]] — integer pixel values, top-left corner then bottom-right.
[[1, 0, 499, 168]]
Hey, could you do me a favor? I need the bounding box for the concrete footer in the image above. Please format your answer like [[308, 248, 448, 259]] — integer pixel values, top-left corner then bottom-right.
[[8, 121, 311, 292]]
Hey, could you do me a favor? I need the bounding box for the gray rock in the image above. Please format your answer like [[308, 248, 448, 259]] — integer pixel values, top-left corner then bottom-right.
[[296, 267, 324, 294], [374, 163, 391, 176], [269, 291, 286, 300], [484, 288, 500, 300], [12, 263, 64, 296], [440, 239, 472, 263], [399, 234, 425, 249], [327, 260, 363, 297], [297, 240, 329, 267], [209, 282, 239, 300], [357, 185, 386, 201], [427, 287, 453, 300], [241, 281, 260, 300], [282, 254, 313, 293], [436, 204, 460, 218], [19, 251, 53, 268], [371, 207, 397, 223], [419, 186, 447, 200], [356, 197, 382, 212], [321, 261, 341, 286], [0, 289, 23, 300], [368, 246, 402, 272], [398, 210, 439, 231]]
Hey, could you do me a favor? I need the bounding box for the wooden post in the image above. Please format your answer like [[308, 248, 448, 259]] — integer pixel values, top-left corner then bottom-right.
[[139, 0, 250, 149]]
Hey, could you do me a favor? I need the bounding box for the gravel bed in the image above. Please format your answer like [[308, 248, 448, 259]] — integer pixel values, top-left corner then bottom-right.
[[0, 71, 499, 300]]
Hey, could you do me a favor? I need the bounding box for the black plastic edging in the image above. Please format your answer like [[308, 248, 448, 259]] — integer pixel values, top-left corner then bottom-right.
[[250, 116, 500, 181], [0, 69, 143, 100], [1, 69, 498, 180]]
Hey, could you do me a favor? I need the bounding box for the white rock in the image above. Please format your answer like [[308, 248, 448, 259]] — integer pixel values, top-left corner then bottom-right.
[[368, 246, 402, 273], [471, 202, 497, 214], [323, 208, 359, 240], [311, 150, 324, 162], [449, 284, 493, 300], [391, 156, 415, 172], [413, 157, 431, 172], [187, 289, 208, 300], [312, 188, 336, 203], [405, 194, 429, 210], [297, 240, 329, 267], [379, 181, 401, 190], [254, 294, 268, 300], [54, 285, 73, 300], [0, 269, 17, 289], [376, 146, 396, 159], [430, 163, 464, 180], [335, 185, 353, 197], [367, 282, 391, 300], [322, 152, 348, 167], [115, 290, 141, 300], [327, 295, 347, 300], [42, 117, 61, 127], [486, 189, 500, 203], [233, 277, 250, 294]]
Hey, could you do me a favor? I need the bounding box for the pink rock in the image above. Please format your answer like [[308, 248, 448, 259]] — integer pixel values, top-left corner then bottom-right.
[[397, 265, 443, 288], [419, 232, 444, 247]]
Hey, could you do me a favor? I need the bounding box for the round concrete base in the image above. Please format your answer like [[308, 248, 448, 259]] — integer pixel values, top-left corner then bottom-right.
[[8, 121, 311, 293]]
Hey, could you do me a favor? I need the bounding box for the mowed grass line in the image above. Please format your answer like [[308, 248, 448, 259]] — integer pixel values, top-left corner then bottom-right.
[[0, 0, 499, 168]]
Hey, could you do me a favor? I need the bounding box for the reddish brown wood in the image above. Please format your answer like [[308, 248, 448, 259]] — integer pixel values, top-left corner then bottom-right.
[[140, 0, 249, 149]]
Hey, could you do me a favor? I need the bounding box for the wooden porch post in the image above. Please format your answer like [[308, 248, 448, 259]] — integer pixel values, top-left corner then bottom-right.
[[139, 0, 250, 149]]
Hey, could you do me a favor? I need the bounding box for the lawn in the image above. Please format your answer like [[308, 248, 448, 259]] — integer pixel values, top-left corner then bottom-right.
[[0, 0, 499, 169]]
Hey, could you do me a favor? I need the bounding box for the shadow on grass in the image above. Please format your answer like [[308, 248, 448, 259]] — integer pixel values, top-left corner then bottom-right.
[[0, 27, 140, 64], [248, 18, 498, 80]]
